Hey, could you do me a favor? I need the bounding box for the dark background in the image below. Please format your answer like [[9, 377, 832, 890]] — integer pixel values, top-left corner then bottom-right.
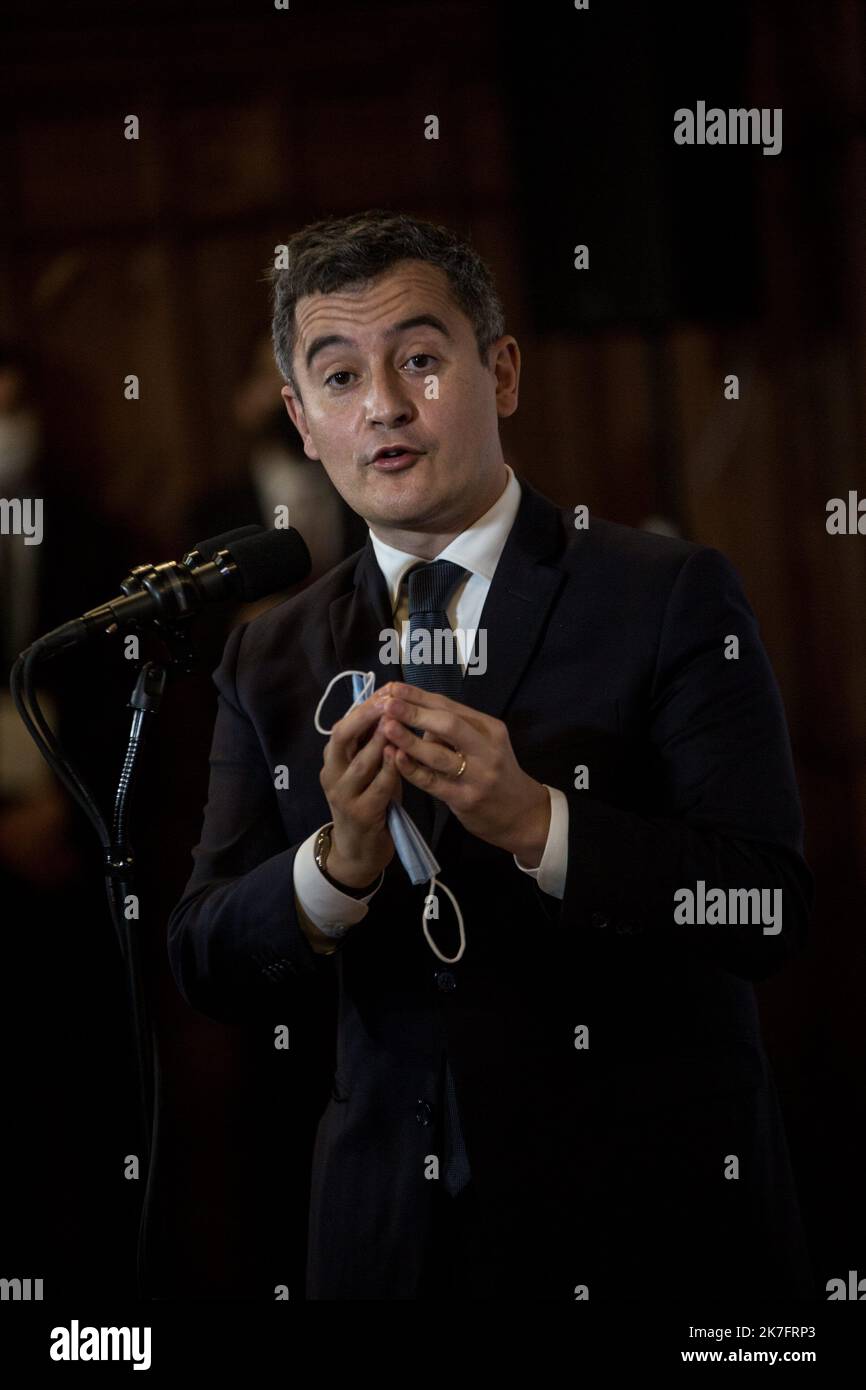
[[0, 0, 864, 1301]]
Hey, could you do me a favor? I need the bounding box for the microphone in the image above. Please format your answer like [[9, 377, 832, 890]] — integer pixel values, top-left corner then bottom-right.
[[181, 523, 265, 570], [31, 526, 311, 654]]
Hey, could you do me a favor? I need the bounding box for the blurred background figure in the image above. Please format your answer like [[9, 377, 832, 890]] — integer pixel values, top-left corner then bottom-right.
[[182, 331, 367, 645], [192, 332, 366, 594], [0, 340, 137, 869], [0, 342, 140, 1294], [0, 342, 71, 885]]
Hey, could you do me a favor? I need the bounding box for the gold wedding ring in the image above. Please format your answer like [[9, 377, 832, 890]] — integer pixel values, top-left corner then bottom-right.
[[452, 750, 467, 779]]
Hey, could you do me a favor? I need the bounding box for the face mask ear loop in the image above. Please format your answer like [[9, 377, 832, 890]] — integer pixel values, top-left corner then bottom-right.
[[422, 874, 466, 964], [314, 670, 376, 735], [314, 670, 467, 966]]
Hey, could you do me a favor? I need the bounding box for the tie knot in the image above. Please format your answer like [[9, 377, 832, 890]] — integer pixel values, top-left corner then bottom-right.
[[406, 559, 468, 616]]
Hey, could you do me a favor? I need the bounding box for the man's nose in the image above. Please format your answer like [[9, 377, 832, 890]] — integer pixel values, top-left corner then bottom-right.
[[364, 365, 415, 427]]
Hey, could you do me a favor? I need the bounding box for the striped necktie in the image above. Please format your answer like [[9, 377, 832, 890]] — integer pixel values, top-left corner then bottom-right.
[[402, 558, 473, 1197]]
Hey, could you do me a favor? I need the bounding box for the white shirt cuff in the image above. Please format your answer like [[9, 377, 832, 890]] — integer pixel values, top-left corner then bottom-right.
[[293, 826, 382, 930], [513, 785, 568, 900]]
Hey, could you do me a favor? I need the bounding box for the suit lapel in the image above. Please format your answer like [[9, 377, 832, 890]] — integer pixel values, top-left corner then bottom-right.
[[328, 477, 569, 857], [427, 479, 567, 851]]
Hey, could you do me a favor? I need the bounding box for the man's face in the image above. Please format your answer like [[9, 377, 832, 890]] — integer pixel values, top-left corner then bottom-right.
[[281, 260, 519, 537]]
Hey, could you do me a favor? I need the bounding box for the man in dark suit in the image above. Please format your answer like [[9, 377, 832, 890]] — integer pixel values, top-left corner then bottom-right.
[[167, 210, 814, 1301]]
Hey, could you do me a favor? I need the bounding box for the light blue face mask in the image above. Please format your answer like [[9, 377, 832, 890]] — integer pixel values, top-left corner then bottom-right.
[[313, 670, 465, 963]]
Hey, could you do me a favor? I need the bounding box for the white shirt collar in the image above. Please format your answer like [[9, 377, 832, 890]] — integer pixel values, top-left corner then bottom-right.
[[368, 463, 521, 611]]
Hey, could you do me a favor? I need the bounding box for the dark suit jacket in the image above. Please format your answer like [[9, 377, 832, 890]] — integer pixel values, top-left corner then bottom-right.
[[167, 474, 815, 1301]]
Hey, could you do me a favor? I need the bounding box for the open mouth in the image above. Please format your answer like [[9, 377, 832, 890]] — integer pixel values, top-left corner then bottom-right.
[[370, 449, 424, 471]]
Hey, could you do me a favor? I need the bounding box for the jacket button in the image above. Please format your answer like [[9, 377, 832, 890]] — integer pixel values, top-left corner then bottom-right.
[[435, 969, 457, 992], [590, 911, 609, 929], [416, 1100, 434, 1126]]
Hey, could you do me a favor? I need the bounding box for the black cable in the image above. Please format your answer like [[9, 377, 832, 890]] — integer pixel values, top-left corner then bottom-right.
[[11, 647, 111, 849]]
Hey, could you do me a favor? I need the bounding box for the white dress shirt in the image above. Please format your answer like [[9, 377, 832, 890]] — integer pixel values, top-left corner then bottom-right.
[[293, 463, 569, 932]]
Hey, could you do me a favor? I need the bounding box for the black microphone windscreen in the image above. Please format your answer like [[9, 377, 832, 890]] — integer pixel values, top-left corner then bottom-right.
[[226, 528, 312, 601], [192, 523, 264, 558]]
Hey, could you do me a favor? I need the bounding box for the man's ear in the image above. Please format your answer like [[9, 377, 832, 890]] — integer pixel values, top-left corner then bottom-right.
[[491, 336, 520, 420], [281, 383, 320, 461]]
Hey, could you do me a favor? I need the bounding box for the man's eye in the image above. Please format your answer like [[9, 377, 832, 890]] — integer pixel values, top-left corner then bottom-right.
[[324, 358, 435, 387]]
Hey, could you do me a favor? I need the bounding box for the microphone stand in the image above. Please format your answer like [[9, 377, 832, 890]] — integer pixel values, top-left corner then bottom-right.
[[10, 615, 200, 1300], [10, 524, 306, 1301]]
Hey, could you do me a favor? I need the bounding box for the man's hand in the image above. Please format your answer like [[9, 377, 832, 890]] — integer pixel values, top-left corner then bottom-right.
[[376, 682, 551, 867], [320, 684, 403, 889]]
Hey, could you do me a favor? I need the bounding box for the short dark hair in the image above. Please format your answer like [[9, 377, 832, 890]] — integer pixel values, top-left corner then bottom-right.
[[267, 209, 506, 396]]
